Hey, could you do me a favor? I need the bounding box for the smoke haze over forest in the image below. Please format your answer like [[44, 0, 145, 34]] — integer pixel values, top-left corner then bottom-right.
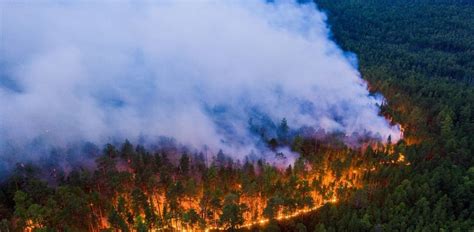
[[0, 0, 400, 166]]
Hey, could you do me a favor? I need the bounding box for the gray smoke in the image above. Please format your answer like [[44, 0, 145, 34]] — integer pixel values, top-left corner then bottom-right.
[[0, 0, 400, 164]]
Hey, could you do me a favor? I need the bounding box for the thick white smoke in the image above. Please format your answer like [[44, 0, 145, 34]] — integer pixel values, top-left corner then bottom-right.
[[0, 0, 400, 162]]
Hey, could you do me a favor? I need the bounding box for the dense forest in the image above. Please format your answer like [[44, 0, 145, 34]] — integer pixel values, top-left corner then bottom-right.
[[263, 0, 474, 231], [0, 133, 407, 231], [1, 0, 473, 231]]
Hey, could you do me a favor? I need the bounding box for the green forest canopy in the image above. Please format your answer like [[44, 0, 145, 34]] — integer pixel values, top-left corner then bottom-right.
[[0, 0, 473, 231], [271, 0, 473, 231]]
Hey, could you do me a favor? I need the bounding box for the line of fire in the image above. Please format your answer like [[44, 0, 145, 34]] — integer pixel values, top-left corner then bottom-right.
[[13, 121, 410, 232]]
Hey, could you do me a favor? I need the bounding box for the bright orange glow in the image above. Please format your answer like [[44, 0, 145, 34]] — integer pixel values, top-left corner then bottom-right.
[[79, 142, 407, 232]]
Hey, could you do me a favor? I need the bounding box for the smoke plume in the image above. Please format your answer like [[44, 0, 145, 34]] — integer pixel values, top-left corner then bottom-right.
[[0, 0, 400, 166]]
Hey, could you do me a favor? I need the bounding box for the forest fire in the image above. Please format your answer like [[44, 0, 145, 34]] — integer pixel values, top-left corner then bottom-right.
[[10, 134, 408, 232], [0, 0, 471, 230], [199, 198, 337, 231], [0, 1, 410, 231]]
